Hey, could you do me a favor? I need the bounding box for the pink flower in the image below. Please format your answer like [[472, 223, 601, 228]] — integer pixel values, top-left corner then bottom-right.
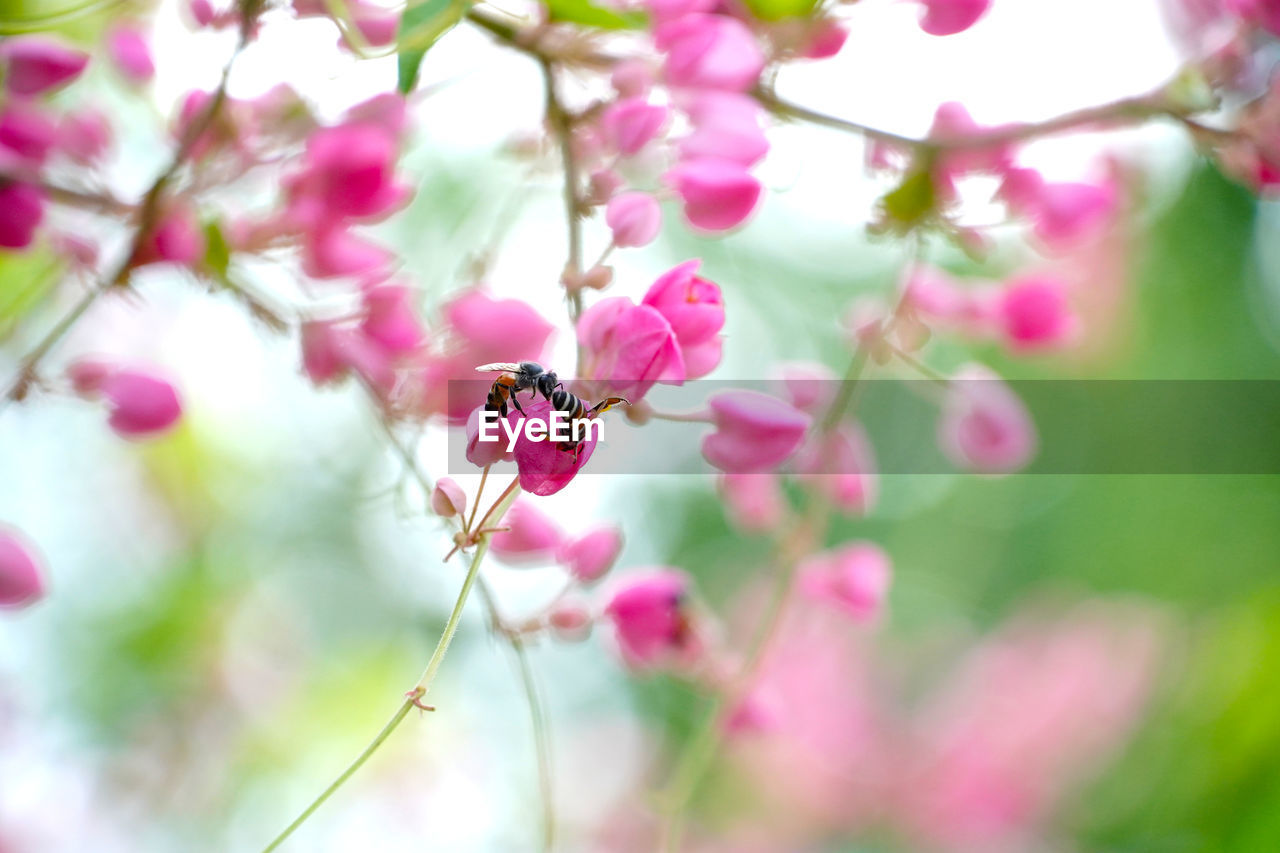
[[659, 14, 765, 92], [702, 390, 811, 473], [928, 102, 1013, 177], [134, 206, 205, 268], [999, 168, 1117, 250], [351, 0, 400, 47], [0, 182, 44, 249], [100, 369, 183, 439], [610, 59, 653, 97], [301, 225, 392, 279], [776, 361, 836, 414], [665, 158, 761, 232], [1227, 0, 1280, 35], [0, 36, 89, 96], [578, 297, 684, 401], [678, 93, 769, 168], [430, 478, 467, 519], [799, 543, 892, 621], [606, 192, 662, 247], [0, 102, 58, 166], [718, 473, 786, 532], [360, 284, 424, 355], [558, 525, 624, 583], [601, 97, 669, 155], [284, 122, 410, 225], [106, 24, 155, 82], [641, 259, 724, 380], [793, 423, 878, 515], [603, 568, 700, 669], [465, 404, 514, 467], [301, 321, 349, 384], [490, 498, 566, 562], [510, 397, 600, 496], [915, 0, 992, 36], [0, 527, 45, 609], [58, 109, 112, 164], [998, 276, 1076, 350], [547, 597, 593, 640], [804, 18, 849, 59], [938, 365, 1036, 474]]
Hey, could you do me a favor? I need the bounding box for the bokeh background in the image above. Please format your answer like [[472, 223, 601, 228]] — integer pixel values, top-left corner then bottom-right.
[[4, 0, 1280, 850]]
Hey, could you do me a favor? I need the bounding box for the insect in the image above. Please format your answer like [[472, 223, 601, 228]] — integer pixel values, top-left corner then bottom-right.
[[549, 388, 628, 455], [474, 361, 560, 417]]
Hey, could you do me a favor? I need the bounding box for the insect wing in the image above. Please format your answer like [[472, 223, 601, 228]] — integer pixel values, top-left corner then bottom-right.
[[474, 362, 523, 373]]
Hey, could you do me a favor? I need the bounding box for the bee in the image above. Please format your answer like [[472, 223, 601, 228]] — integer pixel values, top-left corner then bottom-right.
[[474, 361, 560, 417], [549, 388, 628, 455]]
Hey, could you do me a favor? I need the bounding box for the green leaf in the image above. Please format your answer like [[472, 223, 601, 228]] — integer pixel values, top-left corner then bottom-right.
[[397, 0, 471, 95], [0, 247, 61, 342], [740, 0, 817, 22], [543, 0, 646, 30], [202, 220, 232, 281], [880, 168, 936, 227]]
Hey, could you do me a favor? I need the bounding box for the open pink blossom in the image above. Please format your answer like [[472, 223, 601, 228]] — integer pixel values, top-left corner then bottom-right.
[[578, 297, 683, 401], [915, 0, 992, 36], [491, 498, 566, 562], [1000, 168, 1117, 250], [0, 36, 89, 96], [998, 275, 1076, 350], [0, 182, 44, 249], [603, 568, 700, 669], [134, 205, 205, 267], [58, 109, 111, 164], [360, 284, 424, 355], [678, 93, 769, 168], [100, 369, 183, 439], [658, 14, 765, 92], [0, 527, 45, 609], [606, 192, 662, 247], [0, 102, 58, 166], [718, 473, 786, 532], [509, 397, 601, 496], [793, 423, 878, 515], [601, 97, 668, 155], [430, 478, 467, 519], [106, 24, 155, 82], [665, 158, 761, 232], [641, 259, 725, 379], [702, 390, 811, 473], [284, 122, 410, 225], [938, 365, 1036, 474], [301, 225, 393, 279], [465, 404, 515, 467], [799, 543, 892, 621], [558, 525, 623, 583]]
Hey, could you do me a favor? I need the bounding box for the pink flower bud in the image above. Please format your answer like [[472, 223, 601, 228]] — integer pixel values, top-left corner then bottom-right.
[[0, 527, 45, 609], [658, 14, 765, 92], [776, 361, 836, 414], [999, 168, 1117, 251], [490, 499, 566, 563], [58, 109, 111, 164], [798, 543, 891, 621], [793, 423, 878, 515], [587, 168, 623, 205], [938, 365, 1036, 474], [100, 369, 183, 439], [548, 597, 593, 641], [601, 97, 669, 156], [804, 19, 849, 59], [189, 0, 217, 26], [66, 358, 115, 394], [558, 525, 623, 583], [106, 24, 155, 82], [701, 390, 811, 473], [465, 404, 514, 467], [0, 36, 89, 96], [998, 275, 1076, 351], [665, 158, 761, 232], [0, 102, 58, 166], [718, 473, 785, 532], [611, 59, 653, 97], [606, 192, 662, 248], [603, 569, 700, 669], [915, 0, 991, 36], [301, 321, 351, 385], [0, 182, 44, 249], [677, 93, 769, 167], [641, 260, 725, 368], [430, 478, 467, 519], [134, 205, 205, 268], [301, 225, 393, 279], [578, 297, 684, 401], [360, 284, 424, 355], [286, 123, 410, 224]]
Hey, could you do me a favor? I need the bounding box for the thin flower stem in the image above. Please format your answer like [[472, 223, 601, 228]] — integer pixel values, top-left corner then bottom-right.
[[260, 483, 522, 853], [540, 57, 585, 324], [465, 464, 491, 534]]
